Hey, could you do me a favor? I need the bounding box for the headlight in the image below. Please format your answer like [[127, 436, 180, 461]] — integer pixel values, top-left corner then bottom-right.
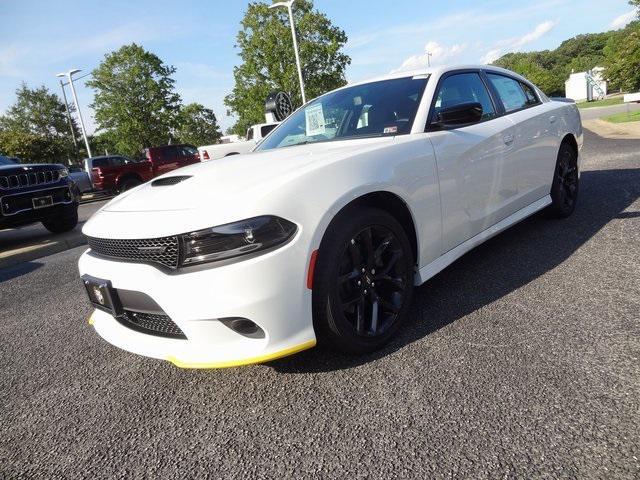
[[59, 168, 69, 178], [180, 216, 297, 267]]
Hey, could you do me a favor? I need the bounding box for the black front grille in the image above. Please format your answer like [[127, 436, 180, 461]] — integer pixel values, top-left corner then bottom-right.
[[87, 235, 180, 269], [0, 169, 61, 190], [117, 310, 186, 339]]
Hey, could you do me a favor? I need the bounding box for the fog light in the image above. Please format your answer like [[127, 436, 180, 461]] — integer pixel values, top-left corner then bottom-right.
[[220, 318, 265, 339]]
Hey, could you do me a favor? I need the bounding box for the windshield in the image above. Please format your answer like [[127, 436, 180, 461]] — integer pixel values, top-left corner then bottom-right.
[[0, 156, 17, 165], [257, 76, 428, 151]]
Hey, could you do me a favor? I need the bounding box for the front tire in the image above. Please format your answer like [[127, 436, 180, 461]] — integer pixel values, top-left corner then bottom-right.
[[42, 207, 78, 234], [312, 207, 415, 354], [549, 143, 579, 218]]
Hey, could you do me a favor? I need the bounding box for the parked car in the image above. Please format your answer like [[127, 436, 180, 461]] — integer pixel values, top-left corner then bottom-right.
[[198, 122, 279, 161], [85, 145, 200, 193], [79, 65, 582, 368], [68, 165, 92, 193], [0, 155, 79, 233]]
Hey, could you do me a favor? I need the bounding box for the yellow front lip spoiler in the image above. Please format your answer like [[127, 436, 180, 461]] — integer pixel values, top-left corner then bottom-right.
[[166, 340, 317, 369], [89, 311, 316, 369]]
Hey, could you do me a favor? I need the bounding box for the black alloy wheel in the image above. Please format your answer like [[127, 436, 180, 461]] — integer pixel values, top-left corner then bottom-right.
[[337, 225, 407, 337], [312, 207, 414, 354], [549, 143, 579, 218]]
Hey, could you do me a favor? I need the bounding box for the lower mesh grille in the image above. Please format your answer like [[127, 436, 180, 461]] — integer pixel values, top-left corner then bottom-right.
[[87, 235, 180, 269], [116, 310, 186, 339]]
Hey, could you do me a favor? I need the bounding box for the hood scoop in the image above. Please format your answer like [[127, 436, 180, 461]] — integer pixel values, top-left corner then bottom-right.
[[151, 175, 192, 187]]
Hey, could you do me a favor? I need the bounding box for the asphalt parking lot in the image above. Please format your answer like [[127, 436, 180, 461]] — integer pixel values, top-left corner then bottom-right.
[[1, 129, 638, 478], [0, 199, 108, 269]]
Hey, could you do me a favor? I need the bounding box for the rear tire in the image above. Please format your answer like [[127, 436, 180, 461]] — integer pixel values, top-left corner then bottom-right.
[[548, 143, 579, 218], [42, 207, 78, 234], [312, 207, 415, 354], [119, 178, 142, 193]]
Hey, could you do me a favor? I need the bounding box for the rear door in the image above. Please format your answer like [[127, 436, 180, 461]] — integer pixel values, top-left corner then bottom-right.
[[153, 146, 179, 176], [428, 70, 517, 252], [485, 73, 560, 210]]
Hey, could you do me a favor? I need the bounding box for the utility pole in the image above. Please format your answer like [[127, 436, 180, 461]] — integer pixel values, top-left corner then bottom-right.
[[58, 79, 79, 163], [269, 0, 307, 104], [57, 69, 92, 158], [426, 51, 433, 68]]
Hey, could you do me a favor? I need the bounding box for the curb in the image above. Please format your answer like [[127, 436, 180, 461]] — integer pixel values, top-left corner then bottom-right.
[[80, 194, 114, 205], [0, 233, 88, 270]]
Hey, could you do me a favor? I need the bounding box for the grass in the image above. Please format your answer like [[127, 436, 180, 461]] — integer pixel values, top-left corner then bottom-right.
[[576, 96, 624, 109], [601, 110, 640, 123]]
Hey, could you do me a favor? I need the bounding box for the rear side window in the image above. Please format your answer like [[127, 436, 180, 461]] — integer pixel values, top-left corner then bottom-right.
[[181, 145, 198, 156], [487, 74, 529, 112], [157, 146, 177, 160], [520, 82, 540, 106], [433, 72, 496, 121], [92, 158, 109, 168]]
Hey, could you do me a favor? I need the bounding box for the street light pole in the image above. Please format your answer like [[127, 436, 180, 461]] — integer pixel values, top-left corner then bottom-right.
[[426, 51, 432, 68], [58, 79, 79, 162], [269, 0, 306, 104], [57, 69, 92, 158]]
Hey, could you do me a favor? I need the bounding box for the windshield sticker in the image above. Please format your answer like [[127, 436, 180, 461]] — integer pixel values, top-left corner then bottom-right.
[[305, 104, 326, 136], [384, 126, 398, 134]]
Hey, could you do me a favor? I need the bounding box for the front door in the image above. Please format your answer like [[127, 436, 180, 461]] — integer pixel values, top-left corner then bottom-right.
[[427, 71, 517, 253]]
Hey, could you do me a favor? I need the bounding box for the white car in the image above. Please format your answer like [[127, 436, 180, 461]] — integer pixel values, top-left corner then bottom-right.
[[79, 65, 582, 368], [198, 122, 279, 161]]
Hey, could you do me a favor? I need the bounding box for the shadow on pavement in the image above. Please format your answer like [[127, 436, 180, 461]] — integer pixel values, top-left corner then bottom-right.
[[0, 261, 43, 284], [271, 166, 640, 373]]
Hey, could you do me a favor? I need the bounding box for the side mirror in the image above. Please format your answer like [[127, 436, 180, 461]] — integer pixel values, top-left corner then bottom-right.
[[434, 102, 483, 128]]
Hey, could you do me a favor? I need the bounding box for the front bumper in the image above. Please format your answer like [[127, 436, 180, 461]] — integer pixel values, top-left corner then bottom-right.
[[0, 185, 77, 229], [78, 235, 317, 368]]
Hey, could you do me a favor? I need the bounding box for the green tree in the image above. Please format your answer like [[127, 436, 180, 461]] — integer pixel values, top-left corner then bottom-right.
[[493, 52, 562, 94], [89, 131, 120, 157], [224, 0, 351, 136], [493, 22, 640, 96], [0, 83, 79, 163], [87, 43, 181, 156], [604, 22, 640, 91], [175, 103, 222, 146]]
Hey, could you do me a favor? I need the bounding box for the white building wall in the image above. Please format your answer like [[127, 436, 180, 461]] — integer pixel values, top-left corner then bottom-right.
[[564, 67, 608, 101]]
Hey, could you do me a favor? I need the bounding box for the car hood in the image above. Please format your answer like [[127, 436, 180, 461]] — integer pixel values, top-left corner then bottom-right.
[[102, 137, 393, 214]]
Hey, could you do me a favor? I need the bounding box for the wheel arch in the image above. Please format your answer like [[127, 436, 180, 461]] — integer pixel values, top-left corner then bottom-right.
[[316, 190, 419, 265], [560, 133, 578, 154]]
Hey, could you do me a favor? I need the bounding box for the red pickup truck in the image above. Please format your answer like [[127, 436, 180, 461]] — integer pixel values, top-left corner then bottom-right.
[[86, 144, 201, 193]]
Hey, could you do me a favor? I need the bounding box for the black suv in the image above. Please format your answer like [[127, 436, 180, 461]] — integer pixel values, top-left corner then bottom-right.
[[0, 155, 79, 233]]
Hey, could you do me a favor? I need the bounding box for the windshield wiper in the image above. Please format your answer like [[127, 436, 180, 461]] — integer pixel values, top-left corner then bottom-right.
[[281, 140, 313, 148]]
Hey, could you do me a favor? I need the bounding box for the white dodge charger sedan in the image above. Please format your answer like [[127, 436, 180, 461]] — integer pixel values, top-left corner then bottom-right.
[[79, 65, 582, 368]]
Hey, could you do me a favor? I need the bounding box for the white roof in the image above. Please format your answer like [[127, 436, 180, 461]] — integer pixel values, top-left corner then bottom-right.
[[343, 64, 531, 90]]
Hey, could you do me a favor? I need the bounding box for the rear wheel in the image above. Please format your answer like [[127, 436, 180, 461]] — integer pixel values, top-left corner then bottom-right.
[[312, 207, 415, 354], [119, 177, 142, 193], [42, 207, 78, 234], [548, 143, 579, 218]]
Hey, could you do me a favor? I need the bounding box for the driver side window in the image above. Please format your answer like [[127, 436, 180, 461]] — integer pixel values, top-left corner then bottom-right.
[[433, 73, 496, 123]]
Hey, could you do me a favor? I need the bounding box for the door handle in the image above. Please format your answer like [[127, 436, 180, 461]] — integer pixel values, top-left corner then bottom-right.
[[503, 134, 514, 145], [549, 115, 557, 123]]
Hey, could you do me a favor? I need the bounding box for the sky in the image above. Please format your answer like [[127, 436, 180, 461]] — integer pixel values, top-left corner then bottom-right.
[[0, 0, 637, 133]]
